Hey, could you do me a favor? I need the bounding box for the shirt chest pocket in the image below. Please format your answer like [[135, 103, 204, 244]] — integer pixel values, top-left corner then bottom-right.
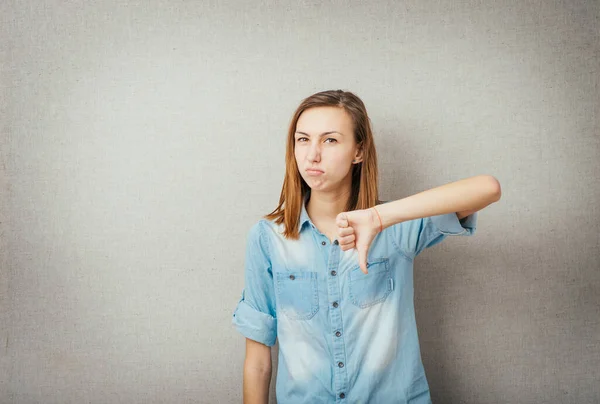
[[348, 258, 393, 308], [275, 271, 319, 320]]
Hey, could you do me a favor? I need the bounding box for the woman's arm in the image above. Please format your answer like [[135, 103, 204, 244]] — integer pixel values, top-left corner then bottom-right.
[[376, 175, 501, 229], [337, 175, 500, 273], [243, 338, 272, 404]]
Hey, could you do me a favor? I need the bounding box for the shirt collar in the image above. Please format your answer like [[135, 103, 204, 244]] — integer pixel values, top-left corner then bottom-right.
[[298, 192, 312, 231]]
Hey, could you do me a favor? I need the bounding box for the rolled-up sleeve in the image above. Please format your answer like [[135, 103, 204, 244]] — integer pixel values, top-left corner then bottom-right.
[[232, 220, 277, 347], [391, 212, 478, 259]]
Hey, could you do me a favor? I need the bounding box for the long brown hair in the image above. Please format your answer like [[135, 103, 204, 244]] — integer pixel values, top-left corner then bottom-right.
[[265, 90, 379, 239]]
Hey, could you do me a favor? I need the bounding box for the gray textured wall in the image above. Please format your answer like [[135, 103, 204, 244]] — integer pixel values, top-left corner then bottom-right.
[[2, 1, 599, 403]]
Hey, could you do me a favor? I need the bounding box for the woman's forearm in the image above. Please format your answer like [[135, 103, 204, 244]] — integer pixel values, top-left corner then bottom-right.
[[376, 175, 501, 229], [243, 366, 271, 404]]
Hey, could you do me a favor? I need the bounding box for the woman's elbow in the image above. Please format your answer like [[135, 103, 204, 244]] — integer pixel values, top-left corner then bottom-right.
[[482, 175, 502, 202]]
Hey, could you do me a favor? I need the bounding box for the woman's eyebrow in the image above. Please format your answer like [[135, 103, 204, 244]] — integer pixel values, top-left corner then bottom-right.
[[295, 131, 343, 136]]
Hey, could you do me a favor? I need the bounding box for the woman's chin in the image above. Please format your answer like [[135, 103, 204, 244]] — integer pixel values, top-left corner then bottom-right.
[[306, 179, 328, 191]]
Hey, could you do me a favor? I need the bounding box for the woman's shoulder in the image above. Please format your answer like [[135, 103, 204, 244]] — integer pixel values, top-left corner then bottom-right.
[[247, 218, 281, 240]]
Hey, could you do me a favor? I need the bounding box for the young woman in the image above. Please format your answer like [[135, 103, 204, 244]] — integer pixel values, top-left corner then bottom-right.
[[232, 90, 501, 403]]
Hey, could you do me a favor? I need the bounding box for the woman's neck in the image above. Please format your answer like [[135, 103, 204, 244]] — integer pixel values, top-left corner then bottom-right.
[[306, 188, 351, 224]]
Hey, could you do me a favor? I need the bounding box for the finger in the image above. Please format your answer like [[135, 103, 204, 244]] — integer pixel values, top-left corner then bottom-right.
[[337, 226, 354, 237], [340, 240, 354, 250], [358, 245, 368, 274], [341, 242, 355, 251], [339, 234, 355, 246], [336, 212, 349, 228]]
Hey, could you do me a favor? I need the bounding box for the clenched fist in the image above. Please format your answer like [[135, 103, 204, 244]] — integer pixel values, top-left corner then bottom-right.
[[335, 207, 382, 274]]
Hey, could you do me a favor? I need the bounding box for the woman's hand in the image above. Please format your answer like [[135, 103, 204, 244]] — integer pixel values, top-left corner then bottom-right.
[[336, 208, 381, 274]]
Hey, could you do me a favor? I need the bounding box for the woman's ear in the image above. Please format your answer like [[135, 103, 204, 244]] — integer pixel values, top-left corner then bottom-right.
[[353, 147, 364, 164]]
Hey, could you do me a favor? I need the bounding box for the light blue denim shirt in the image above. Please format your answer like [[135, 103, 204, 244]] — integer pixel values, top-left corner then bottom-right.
[[233, 193, 477, 403]]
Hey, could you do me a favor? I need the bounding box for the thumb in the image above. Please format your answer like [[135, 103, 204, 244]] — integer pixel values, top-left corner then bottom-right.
[[358, 244, 369, 275]]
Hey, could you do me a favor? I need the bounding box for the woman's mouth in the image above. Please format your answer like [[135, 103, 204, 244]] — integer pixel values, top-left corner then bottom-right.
[[306, 168, 324, 176]]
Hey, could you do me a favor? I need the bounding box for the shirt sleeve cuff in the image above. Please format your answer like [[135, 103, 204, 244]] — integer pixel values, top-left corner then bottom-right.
[[232, 299, 277, 347], [430, 212, 478, 236]]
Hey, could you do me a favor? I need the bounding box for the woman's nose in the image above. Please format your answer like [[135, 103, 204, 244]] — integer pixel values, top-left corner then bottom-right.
[[307, 143, 321, 162]]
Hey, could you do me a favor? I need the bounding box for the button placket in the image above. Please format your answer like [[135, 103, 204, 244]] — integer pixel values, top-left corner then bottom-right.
[[325, 239, 348, 403]]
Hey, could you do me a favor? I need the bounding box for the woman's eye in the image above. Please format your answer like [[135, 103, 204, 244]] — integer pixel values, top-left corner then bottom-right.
[[296, 137, 308, 142], [325, 138, 337, 143]]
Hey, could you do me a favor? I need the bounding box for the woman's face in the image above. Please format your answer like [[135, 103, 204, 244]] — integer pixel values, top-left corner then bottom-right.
[[294, 106, 362, 193]]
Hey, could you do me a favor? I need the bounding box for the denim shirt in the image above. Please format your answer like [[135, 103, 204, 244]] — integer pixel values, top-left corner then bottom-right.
[[232, 195, 478, 403]]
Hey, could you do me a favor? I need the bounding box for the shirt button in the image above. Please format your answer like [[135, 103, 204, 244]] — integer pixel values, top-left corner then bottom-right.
[[338, 362, 344, 368], [333, 240, 339, 245], [335, 331, 341, 337], [321, 241, 326, 246], [330, 270, 337, 276], [289, 275, 295, 280], [339, 392, 346, 399], [332, 301, 339, 308]]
